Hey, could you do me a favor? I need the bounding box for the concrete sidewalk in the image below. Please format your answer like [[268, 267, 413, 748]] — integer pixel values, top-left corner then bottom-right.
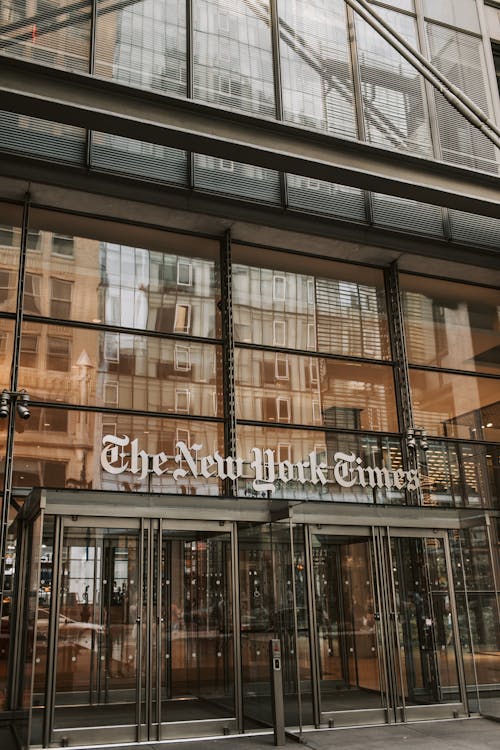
[[102, 718, 500, 750]]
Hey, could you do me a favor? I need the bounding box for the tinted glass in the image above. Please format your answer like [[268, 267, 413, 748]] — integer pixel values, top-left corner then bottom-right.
[[402, 275, 500, 375]]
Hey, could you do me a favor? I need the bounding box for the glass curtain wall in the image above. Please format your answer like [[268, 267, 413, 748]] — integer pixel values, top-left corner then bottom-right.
[[2, 1, 500, 243], [231, 244, 407, 505], [401, 274, 500, 510]]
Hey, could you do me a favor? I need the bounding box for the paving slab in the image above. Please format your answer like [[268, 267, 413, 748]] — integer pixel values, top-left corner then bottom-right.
[[97, 718, 500, 750]]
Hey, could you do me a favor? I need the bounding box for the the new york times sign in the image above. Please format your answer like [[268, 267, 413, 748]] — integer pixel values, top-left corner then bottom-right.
[[101, 435, 419, 493]]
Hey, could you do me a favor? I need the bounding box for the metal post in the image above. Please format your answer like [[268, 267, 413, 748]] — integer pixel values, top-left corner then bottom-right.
[[220, 229, 237, 497], [269, 638, 285, 746]]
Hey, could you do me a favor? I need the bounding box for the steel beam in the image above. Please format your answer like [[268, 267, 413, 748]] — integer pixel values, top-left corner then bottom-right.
[[0, 57, 499, 217]]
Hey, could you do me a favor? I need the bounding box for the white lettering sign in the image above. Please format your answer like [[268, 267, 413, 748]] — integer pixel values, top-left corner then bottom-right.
[[100, 435, 420, 493]]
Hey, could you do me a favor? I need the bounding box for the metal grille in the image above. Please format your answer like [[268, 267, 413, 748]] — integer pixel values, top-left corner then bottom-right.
[[426, 22, 499, 175], [194, 154, 281, 203], [0, 110, 85, 163], [449, 210, 500, 248], [372, 193, 444, 237], [287, 175, 366, 221], [91, 133, 188, 185]]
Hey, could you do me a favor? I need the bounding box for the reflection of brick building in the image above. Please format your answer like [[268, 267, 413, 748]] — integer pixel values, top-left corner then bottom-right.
[[0, 1, 500, 748]]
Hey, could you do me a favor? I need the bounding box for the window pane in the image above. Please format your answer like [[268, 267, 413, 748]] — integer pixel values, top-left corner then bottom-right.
[[236, 350, 398, 431], [27, 211, 221, 337], [232, 247, 390, 359], [410, 369, 500, 441], [12, 409, 224, 493], [402, 275, 500, 376], [237, 425, 405, 504], [194, 0, 275, 116], [0, 0, 91, 71], [278, 0, 357, 139], [18, 322, 222, 417], [95, 0, 187, 96]]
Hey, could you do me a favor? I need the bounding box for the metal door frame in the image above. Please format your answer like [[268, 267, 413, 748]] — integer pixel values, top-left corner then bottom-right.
[[305, 523, 468, 729], [38, 514, 241, 747]]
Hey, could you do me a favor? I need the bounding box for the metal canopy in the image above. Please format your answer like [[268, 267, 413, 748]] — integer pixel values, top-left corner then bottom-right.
[[0, 57, 499, 218]]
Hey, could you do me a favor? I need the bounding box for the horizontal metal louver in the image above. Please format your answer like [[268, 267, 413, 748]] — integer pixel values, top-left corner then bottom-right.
[[94, 0, 187, 96], [278, 0, 358, 141], [0, 0, 90, 72], [0, 110, 85, 163], [287, 175, 366, 221], [315, 277, 389, 359], [91, 133, 188, 185], [426, 23, 499, 175], [193, 0, 275, 117], [372, 193, 444, 237], [449, 210, 500, 248], [355, 9, 434, 158], [194, 155, 281, 203]]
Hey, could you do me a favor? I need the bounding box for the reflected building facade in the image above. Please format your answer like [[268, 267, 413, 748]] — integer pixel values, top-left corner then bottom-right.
[[0, 0, 500, 747]]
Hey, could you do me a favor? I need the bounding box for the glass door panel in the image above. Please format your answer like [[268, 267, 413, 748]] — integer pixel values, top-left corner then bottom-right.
[[159, 529, 234, 728], [311, 533, 386, 721], [390, 535, 461, 710], [53, 526, 140, 730]]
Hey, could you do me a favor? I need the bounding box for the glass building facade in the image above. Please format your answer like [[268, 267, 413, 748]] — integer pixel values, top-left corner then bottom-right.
[[0, 0, 499, 747]]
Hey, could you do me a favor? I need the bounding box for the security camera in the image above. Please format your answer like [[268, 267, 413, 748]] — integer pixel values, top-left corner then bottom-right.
[[16, 392, 30, 420], [0, 391, 10, 419]]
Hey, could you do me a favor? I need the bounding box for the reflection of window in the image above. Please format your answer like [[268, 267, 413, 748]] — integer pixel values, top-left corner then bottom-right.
[[0, 226, 14, 246], [307, 322, 316, 349], [0, 270, 11, 304], [273, 275, 286, 301], [47, 336, 71, 371], [177, 260, 193, 286], [50, 278, 72, 318], [52, 234, 74, 257], [176, 428, 190, 449], [24, 273, 42, 314], [220, 159, 234, 171], [174, 303, 191, 333], [277, 396, 290, 423], [307, 279, 315, 305], [102, 421, 117, 437], [312, 399, 322, 424], [104, 334, 119, 363], [26, 407, 68, 432], [275, 353, 289, 380], [175, 389, 190, 414], [0, 331, 7, 355], [273, 320, 286, 347], [27, 231, 41, 251], [278, 443, 291, 463], [103, 380, 118, 406], [20, 333, 39, 367], [174, 344, 191, 371]]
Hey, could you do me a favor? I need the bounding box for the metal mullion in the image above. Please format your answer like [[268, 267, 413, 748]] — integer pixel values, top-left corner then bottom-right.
[[231, 521, 243, 733], [44, 515, 63, 747], [372, 527, 395, 721], [85, 0, 98, 168], [156, 518, 163, 739], [485, 515, 500, 640], [303, 524, 321, 727], [368, 527, 390, 719], [234, 340, 395, 367], [269, 0, 288, 208], [386, 527, 407, 723], [456, 529, 480, 711], [413, 0, 452, 240], [220, 229, 237, 496], [136, 519, 145, 738], [345, 3, 374, 225], [288, 518, 303, 737], [442, 532, 468, 713], [146, 519, 154, 737], [186, 0, 195, 189], [0, 193, 30, 629]]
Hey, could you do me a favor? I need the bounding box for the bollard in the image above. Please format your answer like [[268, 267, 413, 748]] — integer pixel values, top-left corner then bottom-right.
[[269, 639, 286, 746]]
